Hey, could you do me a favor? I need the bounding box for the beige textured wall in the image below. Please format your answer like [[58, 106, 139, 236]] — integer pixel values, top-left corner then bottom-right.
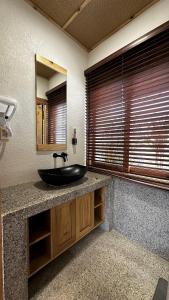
[[88, 0, 169, 67], [49, 73, 67, 90], [37, 76, 48, 99], [0, 0, 88, 188]]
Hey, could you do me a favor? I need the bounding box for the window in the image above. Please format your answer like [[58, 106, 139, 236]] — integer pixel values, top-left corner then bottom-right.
[[86, 26, 169, 185]]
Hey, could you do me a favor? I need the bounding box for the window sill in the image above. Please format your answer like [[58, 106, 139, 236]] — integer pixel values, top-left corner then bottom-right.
[[88, 167, 169, 192]]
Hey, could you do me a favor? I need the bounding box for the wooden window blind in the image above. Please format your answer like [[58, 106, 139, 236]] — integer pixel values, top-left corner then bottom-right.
[[86, 27, 169, 183], [46, 82, 66, 144]]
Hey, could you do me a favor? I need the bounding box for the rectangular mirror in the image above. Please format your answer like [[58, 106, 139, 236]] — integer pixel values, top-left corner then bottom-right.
[[35, 54, 67, 151]]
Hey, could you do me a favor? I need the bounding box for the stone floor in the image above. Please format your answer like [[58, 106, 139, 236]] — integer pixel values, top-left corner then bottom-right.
[[29, 228, 169, 300]]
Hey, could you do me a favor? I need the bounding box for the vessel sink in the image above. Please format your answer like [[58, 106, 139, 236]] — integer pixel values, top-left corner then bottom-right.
[[38, 164, 87, 186]]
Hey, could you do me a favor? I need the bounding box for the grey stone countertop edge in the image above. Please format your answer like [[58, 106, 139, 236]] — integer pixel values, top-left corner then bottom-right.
[[1, 172, 112, 220]]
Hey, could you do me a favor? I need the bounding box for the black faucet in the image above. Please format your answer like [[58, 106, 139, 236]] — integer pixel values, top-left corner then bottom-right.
[[53, 152, 68, 162]]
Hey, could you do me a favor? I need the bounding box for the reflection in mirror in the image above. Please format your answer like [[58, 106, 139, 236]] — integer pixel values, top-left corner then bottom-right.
[[35, 55, 67, 151]]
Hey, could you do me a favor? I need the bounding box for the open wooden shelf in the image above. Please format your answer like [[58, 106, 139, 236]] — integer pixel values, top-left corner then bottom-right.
[[94, 203, 103, 208], [94, 188, 104, 207], [29, 231, 51, 246], [29, 253, 51, 277], [28, 210, 52, 276], [94, 217, 103, 228], [29, 210, 51, 245], [94, 188, 104, 226], [94, 204, 103, 227], [29, 236, 51, 276]]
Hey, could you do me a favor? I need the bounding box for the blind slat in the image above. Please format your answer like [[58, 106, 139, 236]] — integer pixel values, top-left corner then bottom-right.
[[47, 84, 66, 144]]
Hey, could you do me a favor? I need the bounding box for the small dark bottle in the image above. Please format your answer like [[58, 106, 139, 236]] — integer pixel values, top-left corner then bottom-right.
[[72, 128, 77, 145]]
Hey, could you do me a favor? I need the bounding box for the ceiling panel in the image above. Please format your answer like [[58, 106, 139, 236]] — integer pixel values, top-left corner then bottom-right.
[[66, 0, 156, 49], [28, 0, 84, 27], [26, 0, 158, 50]]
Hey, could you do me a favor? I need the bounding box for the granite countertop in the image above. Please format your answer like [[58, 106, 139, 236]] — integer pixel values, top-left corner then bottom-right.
[[1, 171, 112, 219]]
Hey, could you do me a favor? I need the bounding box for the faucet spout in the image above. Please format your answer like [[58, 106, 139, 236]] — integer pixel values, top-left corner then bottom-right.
[[61, 152, 68, 162], [53, 152, 68, 163]]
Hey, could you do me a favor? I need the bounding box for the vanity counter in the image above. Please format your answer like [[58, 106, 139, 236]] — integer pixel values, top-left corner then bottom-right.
[[1, 171, 111, 218]]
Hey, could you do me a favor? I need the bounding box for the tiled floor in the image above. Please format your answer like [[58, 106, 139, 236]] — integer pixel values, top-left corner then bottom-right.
[[29, 228, 169, 300]]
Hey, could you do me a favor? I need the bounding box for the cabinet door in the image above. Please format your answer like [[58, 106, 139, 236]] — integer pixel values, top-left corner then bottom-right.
[[76, 192, 94, 240], [51, 200, 76, 258]]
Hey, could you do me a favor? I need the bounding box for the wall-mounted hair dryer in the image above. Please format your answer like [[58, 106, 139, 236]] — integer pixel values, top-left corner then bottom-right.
[[0, 96, 17, 138]]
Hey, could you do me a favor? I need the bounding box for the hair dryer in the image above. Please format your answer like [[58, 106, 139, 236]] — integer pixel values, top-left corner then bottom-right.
[[0, 96, 17, 137]]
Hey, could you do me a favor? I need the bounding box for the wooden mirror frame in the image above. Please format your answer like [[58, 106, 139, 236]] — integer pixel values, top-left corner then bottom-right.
[[35, 55, 67, 151]]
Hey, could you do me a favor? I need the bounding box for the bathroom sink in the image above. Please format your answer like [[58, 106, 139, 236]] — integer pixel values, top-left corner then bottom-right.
[[38, 164, 87, 186]]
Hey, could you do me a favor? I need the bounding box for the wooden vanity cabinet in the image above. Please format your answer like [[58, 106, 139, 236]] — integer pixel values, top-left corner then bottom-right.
[[51, 200, 76, 257], [28, 188, 105, 277]]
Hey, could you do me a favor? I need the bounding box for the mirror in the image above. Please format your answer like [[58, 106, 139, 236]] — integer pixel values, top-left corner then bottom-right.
[[35, 55, 67, 151]]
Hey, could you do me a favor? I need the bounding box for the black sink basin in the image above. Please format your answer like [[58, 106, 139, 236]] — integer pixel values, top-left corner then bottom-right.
[[38, 164, 87, 186]]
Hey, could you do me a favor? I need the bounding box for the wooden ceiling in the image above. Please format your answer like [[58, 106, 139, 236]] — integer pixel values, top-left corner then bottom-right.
[[26, 0, 158, 50]]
